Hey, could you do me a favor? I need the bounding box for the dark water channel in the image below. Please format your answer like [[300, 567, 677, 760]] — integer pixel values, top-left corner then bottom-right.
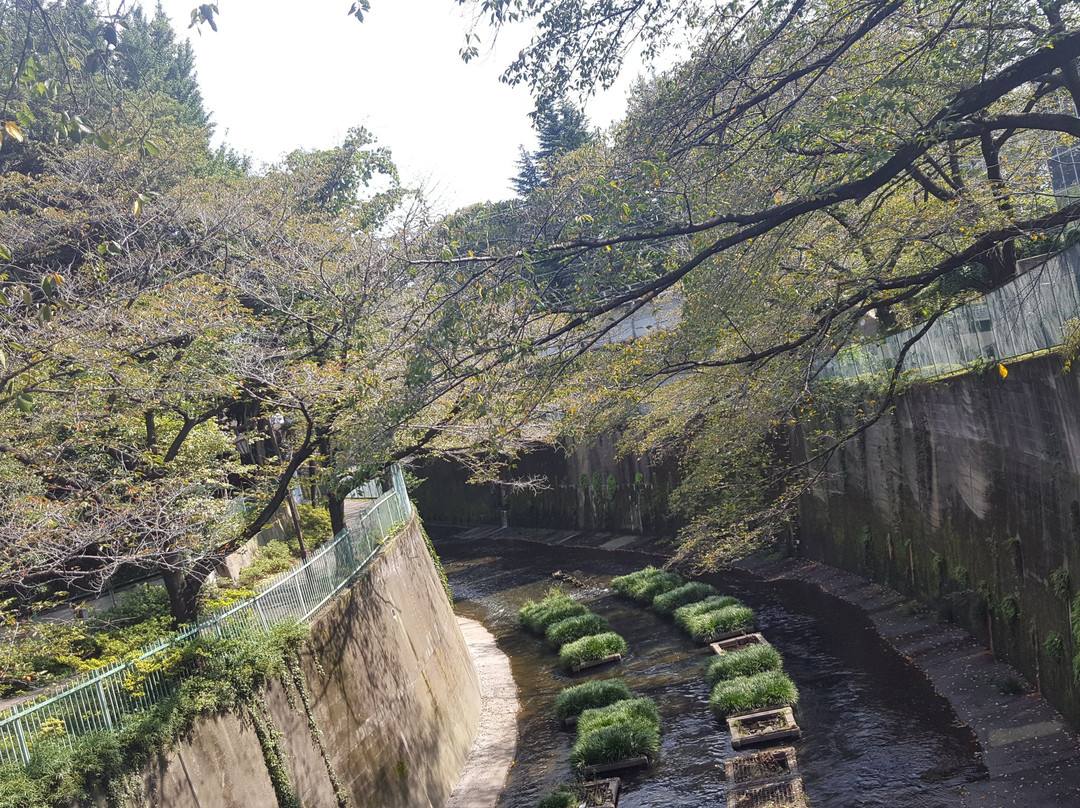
[[435, 534, 985, 808]]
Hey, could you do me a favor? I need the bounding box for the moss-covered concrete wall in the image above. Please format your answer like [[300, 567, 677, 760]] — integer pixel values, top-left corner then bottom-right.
[[799, 353, 1080, 727], [412, 441, 678, 535], [140, 515, 481, 808]]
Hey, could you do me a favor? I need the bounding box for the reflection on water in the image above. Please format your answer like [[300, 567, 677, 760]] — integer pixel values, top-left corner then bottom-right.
[[437, 535, 983, 808]]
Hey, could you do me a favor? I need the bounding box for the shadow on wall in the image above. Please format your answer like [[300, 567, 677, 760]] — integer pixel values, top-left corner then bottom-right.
[[140, 516, 481, 808]]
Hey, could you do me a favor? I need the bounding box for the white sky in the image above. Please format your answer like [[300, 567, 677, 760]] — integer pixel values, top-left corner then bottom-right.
[[155, 0, 645, 212]]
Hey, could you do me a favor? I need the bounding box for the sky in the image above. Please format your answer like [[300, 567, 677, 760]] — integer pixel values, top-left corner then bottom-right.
[[154, 0, 646, 212]]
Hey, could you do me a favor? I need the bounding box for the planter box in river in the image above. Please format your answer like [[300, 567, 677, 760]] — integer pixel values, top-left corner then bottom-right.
[[727, 707, 801, 749], [576, 777, 621, 807], [711, 633, 769, 656], [726, 776, 807, 808], [581, 756, 650, 776], [572, 652, 623, 672], [724, 746, 799, 785]]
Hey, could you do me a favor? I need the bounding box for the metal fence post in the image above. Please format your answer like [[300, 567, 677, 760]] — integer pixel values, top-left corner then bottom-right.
[[96, 680, 114, 730], [13, 717, 29, 765]]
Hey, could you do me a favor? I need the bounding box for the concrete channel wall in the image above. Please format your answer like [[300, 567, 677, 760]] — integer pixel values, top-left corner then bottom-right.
[[140, 515, 481, 808], [800, 352, 1080, 728]]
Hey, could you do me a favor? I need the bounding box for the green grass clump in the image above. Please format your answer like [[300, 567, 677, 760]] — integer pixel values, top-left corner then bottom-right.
[[518, 588, 589, 635], [569, 717, 660, 769], [709, 670, 799, 718], [673, 596, 742, 630], [554, 679, 633, 721], [576, 698, 660, 736], [537, 793, 577, 808], [546, 612, 609, 649], [558, 632, 628, 670], [705, 644, 783, 685], [652, 582, 720, 615], [610, 566, 683, 604], [682, 604, 756, 642]]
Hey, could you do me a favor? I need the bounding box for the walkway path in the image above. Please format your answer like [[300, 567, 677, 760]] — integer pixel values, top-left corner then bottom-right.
[[446, 616, 519, 808], [447, 525, 1080, 807]]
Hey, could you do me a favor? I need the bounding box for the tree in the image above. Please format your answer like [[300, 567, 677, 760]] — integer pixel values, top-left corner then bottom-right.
[[513, 97, 594, 195], [428, 0, 1080, 559]]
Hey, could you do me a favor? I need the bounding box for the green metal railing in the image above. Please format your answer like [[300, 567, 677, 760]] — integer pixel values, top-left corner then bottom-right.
[[0, 466, 411, 767]]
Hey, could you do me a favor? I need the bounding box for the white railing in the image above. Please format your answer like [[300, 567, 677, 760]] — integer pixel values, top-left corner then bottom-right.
[[0, 466, 411, 766], [817, 246, 1080, 381]]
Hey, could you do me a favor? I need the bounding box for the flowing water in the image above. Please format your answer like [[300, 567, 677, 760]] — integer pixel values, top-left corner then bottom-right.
[[435, 533, 985, 808]]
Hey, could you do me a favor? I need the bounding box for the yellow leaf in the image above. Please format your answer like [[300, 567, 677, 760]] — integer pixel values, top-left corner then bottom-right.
[[998, 363, 1008, 379], [4, 121, 22, 142]]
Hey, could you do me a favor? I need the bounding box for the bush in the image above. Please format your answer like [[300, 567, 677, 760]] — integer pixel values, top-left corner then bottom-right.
[[558, 632, 628, 670], [554, 679, 633, 721], [610, 566, 683, 604], [518, 589, 589, 635], [709, 670, 799, 718], [285, 504, 334, 554], [705, 644, 783, 685], [569, 717, 661, 768], [682, 605, 756, 642], [537, 793, 577, 808], [652, 582, 720, 615], [546, 613, 609, 649], [576, 698, 660, 736], [673, 596, 742, 631], [238, 541, 296, 588]]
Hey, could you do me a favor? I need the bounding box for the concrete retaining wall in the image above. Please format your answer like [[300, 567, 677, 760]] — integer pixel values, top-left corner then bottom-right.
[[140, 515, 481, 808], [799, 352, 1080, 727]]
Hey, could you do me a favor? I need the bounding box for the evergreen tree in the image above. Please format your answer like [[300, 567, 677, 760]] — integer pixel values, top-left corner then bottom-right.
[[512, 98, 593, 196]]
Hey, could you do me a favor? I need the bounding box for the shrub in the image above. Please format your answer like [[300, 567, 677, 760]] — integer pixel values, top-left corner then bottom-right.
[[1045, 630, 1066, 663], [569, 718, 660, 768], [682, 605, 756, 642], [285, 504, 334, 554], [705, 644, 783, 685], [576, 698, 660, 736], [672, 595, 742, 630], [554, 679, 633, 721], [709, 670, 799, 718], [518, 589, 589, 635], [546, 613, 609, 649], [652, 582, 720, 615], [239, 541, 296, 588], [610, 566, 682, 604], [558, 632, 628, 670], [537, 793, 577, 808]]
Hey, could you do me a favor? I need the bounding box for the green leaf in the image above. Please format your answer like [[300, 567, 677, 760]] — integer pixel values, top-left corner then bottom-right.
[[0, 243, 10, 262]]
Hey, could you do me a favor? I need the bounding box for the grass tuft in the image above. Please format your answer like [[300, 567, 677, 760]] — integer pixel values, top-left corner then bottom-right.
[[705, 644, 783, 685], [709, 670, 799, 718], [569, 717, 660, 769], [558, 632, 628, 670], [610, 566, 683, 604], [681, 604, 755, 642], [554, 679, 633, 721], [576, 698, 660, 736], [672, 595, 742, 629], [518, 588, 589, 635], [537, 793, 577, 808], [546, 612, 609, 649], [652, 582, 720, 615]]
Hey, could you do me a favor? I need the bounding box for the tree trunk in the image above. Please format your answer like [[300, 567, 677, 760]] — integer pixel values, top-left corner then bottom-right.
[[161, 558, 215, 626], [328, 493, 345, 535]]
